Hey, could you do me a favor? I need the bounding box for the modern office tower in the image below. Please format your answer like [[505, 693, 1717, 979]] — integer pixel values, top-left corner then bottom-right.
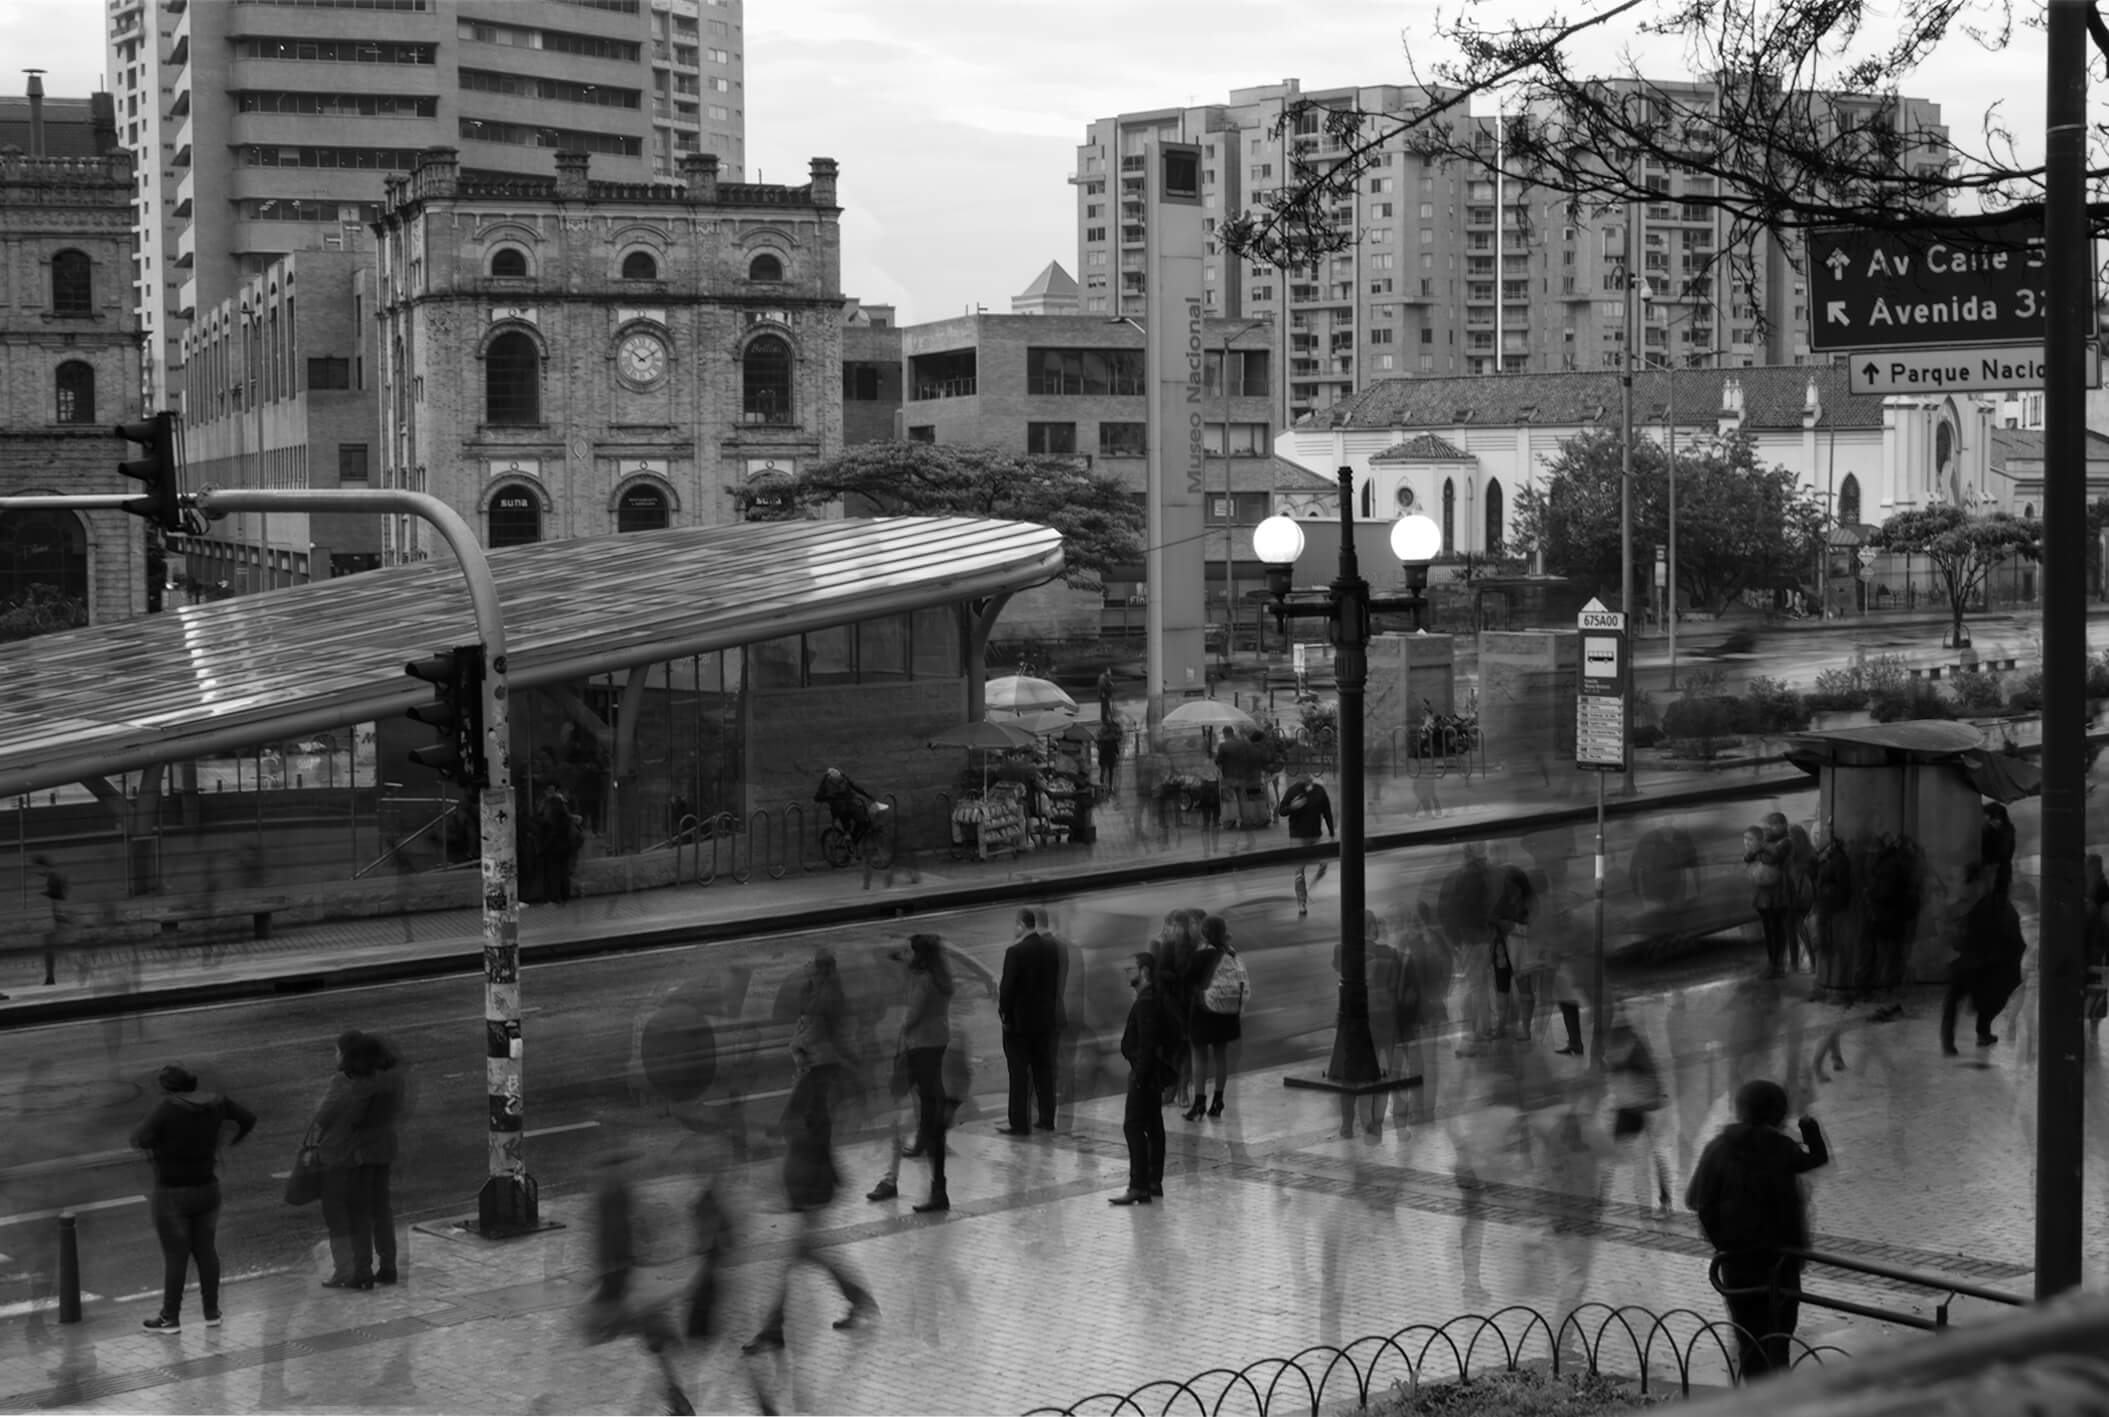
[[1077, 78, 1946, 427], [107, 0, 748, 409]]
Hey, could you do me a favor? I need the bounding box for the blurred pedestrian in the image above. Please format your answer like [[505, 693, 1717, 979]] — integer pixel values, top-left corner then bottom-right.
[[1744, 815, 1793, 978], [1784, 824, 1818, 974], [1809, 826, 1853, 984], [1096, 721, 1122, 795], [1278, 771, 1335, 916], [1329, 911, 1409, 1140], [1492, 862, 1541, 1040], [741, 1056, 877, 1355], [1153, 909, 1202, 1105], [1940, 863, 2027, 1055], [1109, 952, 1169, 1205], [1686, 1079, 1829, 1380], [1601, 1016, 1672, 1211], [350, 1032, 408, 1285], [311, 1032, 386, 1290], [2086, 854, 2109, 1045], [585, 1151, 693, 1415], [536, 782, 581, 905], [1097, 666, 1115, 723], [1981, 803, 2017, 902], [1182, 914, 1247, 1122], [899, 934, 955, 1212], [998, 907, 1064, 1136], [131, 1064, 257, 1331], [34, 854, 67, 987]]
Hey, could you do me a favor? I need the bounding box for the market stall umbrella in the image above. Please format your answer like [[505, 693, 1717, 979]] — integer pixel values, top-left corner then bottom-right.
[[987, 675, 1077, 714], [1008, 708, 1082, 736], [1161, 700, 1259, 732]]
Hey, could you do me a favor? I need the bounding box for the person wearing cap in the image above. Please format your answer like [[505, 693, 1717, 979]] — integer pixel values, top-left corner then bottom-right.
[[1685, 1079, 1829, 1379], [130, 1065, 258, 1332]]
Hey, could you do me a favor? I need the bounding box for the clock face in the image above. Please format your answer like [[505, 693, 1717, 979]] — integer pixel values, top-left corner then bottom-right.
[[617, 332, 667, 389]]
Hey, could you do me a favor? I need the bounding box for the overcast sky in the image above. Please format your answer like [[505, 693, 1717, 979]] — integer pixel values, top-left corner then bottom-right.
[[4, 0, 2054, 324]]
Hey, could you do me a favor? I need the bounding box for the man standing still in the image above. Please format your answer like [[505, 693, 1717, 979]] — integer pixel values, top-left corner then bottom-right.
[[1109, 954, 1167, 1205], [1685, 1079, 1829, 1379], [1278, 771, 1335, 917], [131, 1065, 258, 1331], [998, 907, 1065, 1135]]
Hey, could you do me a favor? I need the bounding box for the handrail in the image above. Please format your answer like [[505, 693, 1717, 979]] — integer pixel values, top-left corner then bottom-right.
[[1708, 1247, 2027, 1334]]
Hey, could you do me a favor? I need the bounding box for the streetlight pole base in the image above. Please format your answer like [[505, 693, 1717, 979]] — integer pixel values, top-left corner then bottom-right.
[[475, 1173, 544, 1239]]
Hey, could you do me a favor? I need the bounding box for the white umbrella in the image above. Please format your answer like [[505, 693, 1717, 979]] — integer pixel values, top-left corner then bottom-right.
[[1007, 708, 1082, 735], [1161, 700, 1259, 732], [987, 675, 1077, 714]]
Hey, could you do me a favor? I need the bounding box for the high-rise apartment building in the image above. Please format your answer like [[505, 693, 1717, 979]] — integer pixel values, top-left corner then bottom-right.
[[107, 0, 748, 409], [1077, 78, 1945, 427]]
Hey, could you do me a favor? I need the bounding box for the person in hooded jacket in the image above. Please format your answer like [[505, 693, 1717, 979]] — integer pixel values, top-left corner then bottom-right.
[[311, 1033, 385, 1289], [131, 1064, 258, 1331], [1685, 1079, 1829, 1379], [349, 1032, 409, 1285]]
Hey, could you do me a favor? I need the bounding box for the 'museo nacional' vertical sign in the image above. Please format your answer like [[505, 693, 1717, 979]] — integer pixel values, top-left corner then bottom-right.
[[1144, 139, 1207, 710]]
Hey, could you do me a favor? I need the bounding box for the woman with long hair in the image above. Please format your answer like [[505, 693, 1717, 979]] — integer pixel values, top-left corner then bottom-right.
[[898, 934, 956, 1213], [1182, 915, 1245, 1121]]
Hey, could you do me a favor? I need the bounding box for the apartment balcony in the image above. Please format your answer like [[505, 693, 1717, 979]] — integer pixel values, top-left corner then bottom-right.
[[1120, 155, 1146, 171]]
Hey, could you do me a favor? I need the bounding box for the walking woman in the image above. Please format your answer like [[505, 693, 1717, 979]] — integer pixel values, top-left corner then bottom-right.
[[1181, 915, 1246, 1121], [898, 934, 956, 1213], [311, 1032, 385, 1289], [1153, 909, 1203, 1105]]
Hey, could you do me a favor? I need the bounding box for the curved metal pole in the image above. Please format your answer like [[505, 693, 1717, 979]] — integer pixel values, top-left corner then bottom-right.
[[194, 487, 535, 1235]]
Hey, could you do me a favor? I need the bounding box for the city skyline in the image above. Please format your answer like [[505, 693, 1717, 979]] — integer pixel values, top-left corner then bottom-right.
[[2, 0, 2050, 326]]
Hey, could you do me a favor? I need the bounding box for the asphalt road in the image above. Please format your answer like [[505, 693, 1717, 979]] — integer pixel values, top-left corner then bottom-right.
[[0, 782, 1821, 1318]]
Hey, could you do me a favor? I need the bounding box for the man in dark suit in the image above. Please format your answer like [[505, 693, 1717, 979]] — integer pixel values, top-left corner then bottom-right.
[[997, 906, 1065, 1135]]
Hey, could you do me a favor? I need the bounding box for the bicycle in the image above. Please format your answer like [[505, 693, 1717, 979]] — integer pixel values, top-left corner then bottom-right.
[[1411, 698, 1481, 778], [820, 801, 895, 870]]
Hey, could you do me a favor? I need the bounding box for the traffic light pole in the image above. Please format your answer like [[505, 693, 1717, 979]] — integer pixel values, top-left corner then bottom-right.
[[192, 488, 538, 1235]]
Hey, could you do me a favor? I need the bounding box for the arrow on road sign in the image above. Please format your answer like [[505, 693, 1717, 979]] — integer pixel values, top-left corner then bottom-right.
[[1862, 360, 1880, 383], [1826, 249, 1851, 278], [1828, 301, 1849, 326]]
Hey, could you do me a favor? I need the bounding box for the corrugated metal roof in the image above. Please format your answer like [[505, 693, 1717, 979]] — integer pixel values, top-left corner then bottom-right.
[[0, 517, 1063, 797]]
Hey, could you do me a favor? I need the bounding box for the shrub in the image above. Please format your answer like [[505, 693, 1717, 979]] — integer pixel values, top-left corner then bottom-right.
[[1949, 667, 2007, 716], [1870, 683, 1957, 722], [1742, 675, 1810, 733], [1678, 664, 1728, 698], [1810, 664, 1871, 710], [1358, 1367, 1679, 1416], [1662, 695, 1741, 758], [1862, 653, 1913, 696], [2009, 670, 2046, 713]]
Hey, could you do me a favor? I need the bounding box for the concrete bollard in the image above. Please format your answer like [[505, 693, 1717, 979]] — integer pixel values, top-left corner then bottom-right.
[[56, 1212, 81, 1323]]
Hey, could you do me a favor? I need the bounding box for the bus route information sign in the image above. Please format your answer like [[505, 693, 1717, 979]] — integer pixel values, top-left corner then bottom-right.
[[1576, 598, 1628, 772]]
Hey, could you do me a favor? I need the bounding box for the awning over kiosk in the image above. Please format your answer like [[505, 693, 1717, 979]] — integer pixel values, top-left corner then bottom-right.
[[0, 517, 1064, 798]]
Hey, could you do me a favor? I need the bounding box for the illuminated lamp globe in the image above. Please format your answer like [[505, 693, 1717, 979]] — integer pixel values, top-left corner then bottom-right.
[[1390, 513, 1442, 565], [1252, 514, 1307, 566]]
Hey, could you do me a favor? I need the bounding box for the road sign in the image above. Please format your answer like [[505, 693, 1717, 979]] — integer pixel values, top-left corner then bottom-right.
[[1845, 342, 2102, 395], [1575, 597, 1627, 772], [1857, 546, 1879, 569], [1807, 219, 2082, 353]]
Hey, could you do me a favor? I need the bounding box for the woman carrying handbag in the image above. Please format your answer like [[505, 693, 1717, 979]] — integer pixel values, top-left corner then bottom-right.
[[308, 1032, 384, 1290]]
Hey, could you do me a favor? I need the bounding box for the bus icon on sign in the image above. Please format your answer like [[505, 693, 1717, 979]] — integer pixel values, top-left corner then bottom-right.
[[1583, 636, 1620, 675]]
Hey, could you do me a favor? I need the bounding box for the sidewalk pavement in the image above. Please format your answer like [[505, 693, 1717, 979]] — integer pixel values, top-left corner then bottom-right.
[[2, 971, 2095, 1416], [0, 756, 1807, 1023]]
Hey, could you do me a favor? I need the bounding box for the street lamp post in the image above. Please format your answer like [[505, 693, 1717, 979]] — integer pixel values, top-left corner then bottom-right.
[[1255, 468, 1440, 1131]]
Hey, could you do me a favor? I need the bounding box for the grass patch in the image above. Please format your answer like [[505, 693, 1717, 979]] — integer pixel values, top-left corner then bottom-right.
[[1352, 1368, 1683, 1416]]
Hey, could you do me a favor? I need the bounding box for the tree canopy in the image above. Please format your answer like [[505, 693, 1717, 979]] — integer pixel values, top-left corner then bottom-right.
[[1217, 0, 2097, 327], [738, 441, 1144, 591], [1870, 503, 2042, 644], [1512, 427, 1816, 613]]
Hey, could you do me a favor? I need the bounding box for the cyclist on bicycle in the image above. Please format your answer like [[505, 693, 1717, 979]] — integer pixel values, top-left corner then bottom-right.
[[815, 767, 877, 842]]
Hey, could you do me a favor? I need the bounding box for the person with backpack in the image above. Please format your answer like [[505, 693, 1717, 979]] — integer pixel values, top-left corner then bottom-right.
[[1686, 1079, 1829, 1379], [1110, 952, 1172, 1205], [1182, 914, 1247, 1121]]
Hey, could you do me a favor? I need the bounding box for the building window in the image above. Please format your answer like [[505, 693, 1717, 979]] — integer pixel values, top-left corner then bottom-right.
[[484, 330, 541, 424], [621, 250, 658, 280], [742, 334, 793, 423], [842, 364, 882, 400], [907, 425, 935, 443], [1098, 422, 1146, 457], [1484, 478, 1503, 556], [339, 443, 370, 484], [1201, 422, 1269, 455], [617, 484, 670, 533], [487, 483, 541, 548], [51, 250, 91, 314], [1027, 422, 1076, 455], [1027, 347, 1144, 396], [1441, 478, 1456, 556], [489, 247, 528, 278], [54, 361, 95, 424], [1839, 473, 1861, 526], [748, 252, 783, 282], [306, 357, 351, 390], [0, 510, 89, 613], [1203, 349, 1269, 397]]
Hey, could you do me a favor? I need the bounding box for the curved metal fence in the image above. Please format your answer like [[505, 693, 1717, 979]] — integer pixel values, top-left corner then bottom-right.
[[1025, 1303, 1848, 1417]]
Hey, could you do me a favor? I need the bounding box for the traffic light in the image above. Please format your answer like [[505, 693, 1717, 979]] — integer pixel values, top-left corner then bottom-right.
[[114, 411, 183, 532], [405, 643, 488, 789]]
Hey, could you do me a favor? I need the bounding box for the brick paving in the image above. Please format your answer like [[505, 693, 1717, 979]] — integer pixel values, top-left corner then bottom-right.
[[2, 754, 2100, 1413]]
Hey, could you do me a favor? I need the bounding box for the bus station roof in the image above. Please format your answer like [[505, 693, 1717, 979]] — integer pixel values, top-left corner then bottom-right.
[[0, 516, 1064, 799]]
